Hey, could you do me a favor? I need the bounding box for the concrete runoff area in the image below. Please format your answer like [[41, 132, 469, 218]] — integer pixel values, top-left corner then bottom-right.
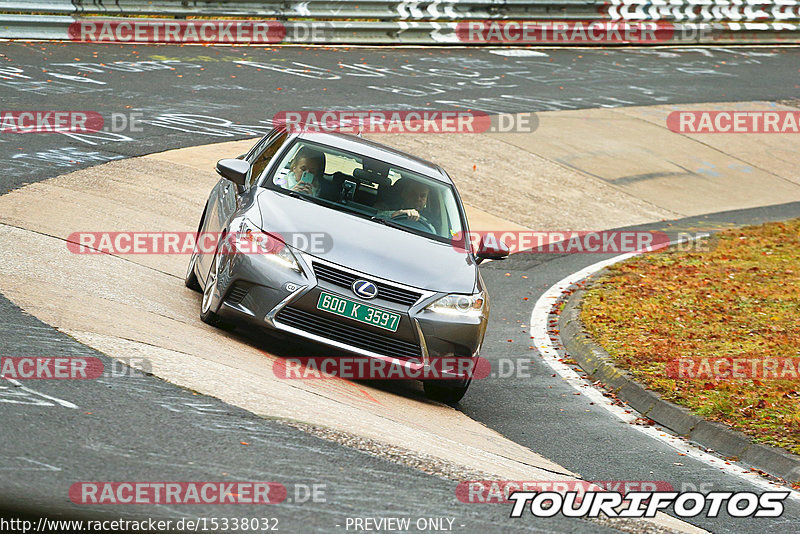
[[375, 101, 800, 229], [1, 101, 798, 533], [145, 100, 800, 231]]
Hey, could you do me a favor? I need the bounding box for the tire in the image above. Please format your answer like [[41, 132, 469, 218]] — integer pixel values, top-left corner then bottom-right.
[[200, 245, 223, 327], [185, 209, 206, 292], [184, 242, 201, 291], [423, 377, 472, 405]]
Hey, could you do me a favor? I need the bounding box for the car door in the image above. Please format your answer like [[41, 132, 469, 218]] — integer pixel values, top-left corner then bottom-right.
[[196, 129, 289, 280], [246, 128, 288, 188]]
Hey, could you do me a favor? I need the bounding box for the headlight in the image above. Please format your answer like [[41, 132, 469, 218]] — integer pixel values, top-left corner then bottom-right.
[[426, 292, 485, 317], [266, 242, 303, 273], [236, 220, 303, 273]]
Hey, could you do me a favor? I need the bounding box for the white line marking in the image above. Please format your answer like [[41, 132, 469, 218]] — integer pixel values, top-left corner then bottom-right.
[[3, 378, 78, 409], [488, 49, 550, 57], [18, 457, 61, 471], [529, 236, 800, 499], [0, 457, 61, 471]]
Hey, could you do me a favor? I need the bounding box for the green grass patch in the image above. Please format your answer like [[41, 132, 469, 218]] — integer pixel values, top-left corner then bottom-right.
[[582, 219, 800, 455]]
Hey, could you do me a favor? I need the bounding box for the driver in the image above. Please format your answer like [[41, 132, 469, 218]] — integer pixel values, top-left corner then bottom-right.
[[285, 147, 325, 196], [378, 179, 429, 222]]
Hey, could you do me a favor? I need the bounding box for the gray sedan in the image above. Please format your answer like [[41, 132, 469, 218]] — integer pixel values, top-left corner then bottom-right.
[[186, 129, 507, 403]]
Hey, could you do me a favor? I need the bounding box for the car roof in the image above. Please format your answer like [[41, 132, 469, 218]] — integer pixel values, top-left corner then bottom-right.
[[294, 130, 452, 184]]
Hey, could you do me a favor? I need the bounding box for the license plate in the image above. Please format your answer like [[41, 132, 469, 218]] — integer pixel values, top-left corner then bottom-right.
[[316, 292, 401, 332]]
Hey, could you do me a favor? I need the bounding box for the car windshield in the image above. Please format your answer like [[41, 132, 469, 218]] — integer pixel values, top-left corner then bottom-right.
[[263, 138, 465, 244]]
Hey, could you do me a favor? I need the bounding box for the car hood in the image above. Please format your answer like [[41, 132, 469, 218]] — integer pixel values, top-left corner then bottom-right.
[[256, 190, 476, 293]]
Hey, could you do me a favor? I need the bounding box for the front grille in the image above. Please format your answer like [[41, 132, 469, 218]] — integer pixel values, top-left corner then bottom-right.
[[225, 282, 249, 305], [276, 306, 422, 362], [312, 262, 421, 307]]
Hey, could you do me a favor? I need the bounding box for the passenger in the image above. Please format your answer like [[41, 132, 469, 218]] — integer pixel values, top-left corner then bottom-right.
[[285, 147, 325, 196], [378, 179, 429, 222]]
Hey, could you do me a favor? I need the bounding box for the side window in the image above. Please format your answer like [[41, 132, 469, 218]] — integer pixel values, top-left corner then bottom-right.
[[249, 132, 288, 188]]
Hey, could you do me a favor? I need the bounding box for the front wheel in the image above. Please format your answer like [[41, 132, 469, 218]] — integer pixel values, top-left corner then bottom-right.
[[200, 247, 223, 326], [423, 377, 472, 405], [185, 243, 201, 291]]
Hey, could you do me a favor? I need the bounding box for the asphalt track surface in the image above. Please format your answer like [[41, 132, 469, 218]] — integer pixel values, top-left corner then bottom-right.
[[2, 43, 799, 190], [1, 43, 800, 533]]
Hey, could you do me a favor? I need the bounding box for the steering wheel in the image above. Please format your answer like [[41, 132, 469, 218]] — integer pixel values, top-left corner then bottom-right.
[[392, 212, 436, 234]]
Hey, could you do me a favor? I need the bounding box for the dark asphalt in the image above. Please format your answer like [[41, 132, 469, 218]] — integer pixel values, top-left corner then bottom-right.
[[1, 43, 799, 191], [2, 43, 799, 533]]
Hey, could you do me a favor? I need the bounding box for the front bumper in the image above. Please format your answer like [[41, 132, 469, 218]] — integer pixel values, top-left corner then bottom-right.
[[210, 250, 486, 381]]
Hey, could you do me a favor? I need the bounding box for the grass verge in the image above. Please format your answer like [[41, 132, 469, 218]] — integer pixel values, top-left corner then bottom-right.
[[582, 219, 800, 455]]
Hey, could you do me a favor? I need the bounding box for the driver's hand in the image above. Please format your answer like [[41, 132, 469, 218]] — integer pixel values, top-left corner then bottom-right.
[[391, 209, 420, 221], [292, 182, 313, 195]]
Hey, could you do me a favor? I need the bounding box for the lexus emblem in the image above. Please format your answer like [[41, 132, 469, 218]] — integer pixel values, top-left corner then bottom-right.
[[352, 279, 378, 300]]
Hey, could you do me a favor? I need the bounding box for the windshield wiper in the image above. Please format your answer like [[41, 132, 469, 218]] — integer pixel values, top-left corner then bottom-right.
[[334, 201, 373, 218], [370, 216, 432, 239], [283, 189, 377, 219], [369, 216, 406, 231], [371, 215, 443, 243], [282, 189, 423, 234], [284, 189, 327, 206]]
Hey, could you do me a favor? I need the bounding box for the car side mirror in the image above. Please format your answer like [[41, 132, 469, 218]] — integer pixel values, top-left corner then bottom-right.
[[216, 158, 250, 186], [475, 235, 510, 264]]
